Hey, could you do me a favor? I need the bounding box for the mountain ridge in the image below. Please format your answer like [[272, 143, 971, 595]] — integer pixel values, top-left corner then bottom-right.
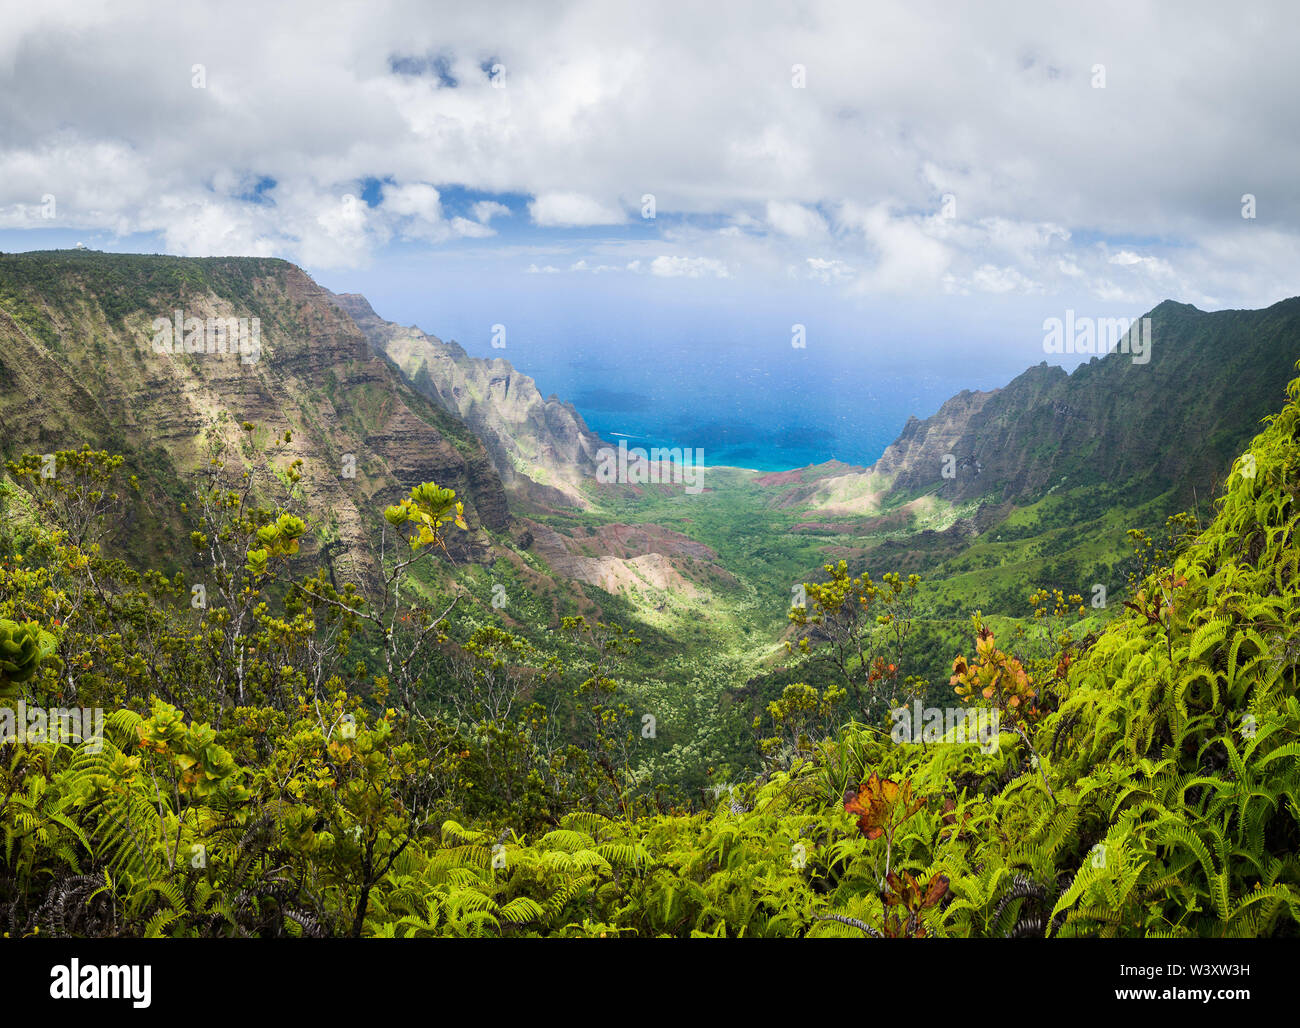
[[0, 250, 514, 576], [329, 290, 607, 510], [766, 295, 1300, 520]]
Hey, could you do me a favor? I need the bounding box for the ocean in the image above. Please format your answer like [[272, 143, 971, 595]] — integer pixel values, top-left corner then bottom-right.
[[487, 338, 970, 472]]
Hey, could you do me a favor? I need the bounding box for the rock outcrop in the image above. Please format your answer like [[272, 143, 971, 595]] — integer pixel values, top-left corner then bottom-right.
[[330, 292, 606, 508]]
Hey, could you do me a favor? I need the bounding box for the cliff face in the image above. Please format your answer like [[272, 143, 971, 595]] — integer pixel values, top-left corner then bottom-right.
[[330, 292, 606, 508], [870, 388, 999, 484], [0, 251, 510, 575], [778, 297, 1300, 517], [891, 299, 1300, 505]]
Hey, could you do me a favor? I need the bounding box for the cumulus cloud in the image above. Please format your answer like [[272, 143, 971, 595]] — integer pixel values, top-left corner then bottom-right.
[[649, 255, 730, 278], [381, 183, 493, 241], [1108, 250, 1175, 280], [968, 264, 1041, 295], [0, 0, 1297, 305], [472, 200, 511, 223], [528, 192, 624, 227], [766, 201, 827, 238], [805, 257, 852, 283]]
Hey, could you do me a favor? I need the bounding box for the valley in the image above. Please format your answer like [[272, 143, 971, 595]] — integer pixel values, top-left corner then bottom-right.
[[3, 249, 1299, 940], [3, 251, 1298, 788], [7, 0, 1300, 956]]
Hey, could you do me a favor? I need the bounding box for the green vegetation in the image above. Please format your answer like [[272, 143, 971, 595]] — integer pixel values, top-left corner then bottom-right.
[[4, 362, 1300, 937]]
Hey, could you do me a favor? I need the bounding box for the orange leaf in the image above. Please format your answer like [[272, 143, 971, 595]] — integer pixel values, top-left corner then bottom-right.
[[922, 874, 950, 908]]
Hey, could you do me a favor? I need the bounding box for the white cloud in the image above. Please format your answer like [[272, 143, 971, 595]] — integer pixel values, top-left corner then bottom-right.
[[968, 264, 1039, 294], [805, 257, 852, 283], [649, 255, 730, 278], [382, 182, 441, 222], [376, 183, 496, 243], [472, 200, 511, 223], [0, 0, 1298, 305], [450, 216, 494, 238], [836, 202, 953, 293], [568, 258, 620, 273], [1109, 250, 1174, 278], [528, 192, 625, 227], [766, 201, 827, 238]]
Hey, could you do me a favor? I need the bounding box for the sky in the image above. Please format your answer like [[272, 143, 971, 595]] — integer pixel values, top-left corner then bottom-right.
[[1, 0, 1298, 440]]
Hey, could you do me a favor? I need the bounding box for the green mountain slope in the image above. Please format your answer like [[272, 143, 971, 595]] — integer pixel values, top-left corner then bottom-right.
[[814, 298, 1300, 512], [3, 249, 1298, 824], [331, 291, 607, 509], [0, 250, 512, 573], [5, 347, 1298, 937]]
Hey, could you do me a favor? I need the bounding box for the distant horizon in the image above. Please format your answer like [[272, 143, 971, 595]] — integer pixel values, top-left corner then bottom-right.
[[7, 243, 1296, 473]]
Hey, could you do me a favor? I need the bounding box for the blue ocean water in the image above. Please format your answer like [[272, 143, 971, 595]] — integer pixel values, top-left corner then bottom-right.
[[486, 340, 968, 472], [324, 252, 1047, 474]]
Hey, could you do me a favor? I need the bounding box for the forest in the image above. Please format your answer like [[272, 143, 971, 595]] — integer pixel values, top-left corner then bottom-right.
[[3, 365, 1299, 939]]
